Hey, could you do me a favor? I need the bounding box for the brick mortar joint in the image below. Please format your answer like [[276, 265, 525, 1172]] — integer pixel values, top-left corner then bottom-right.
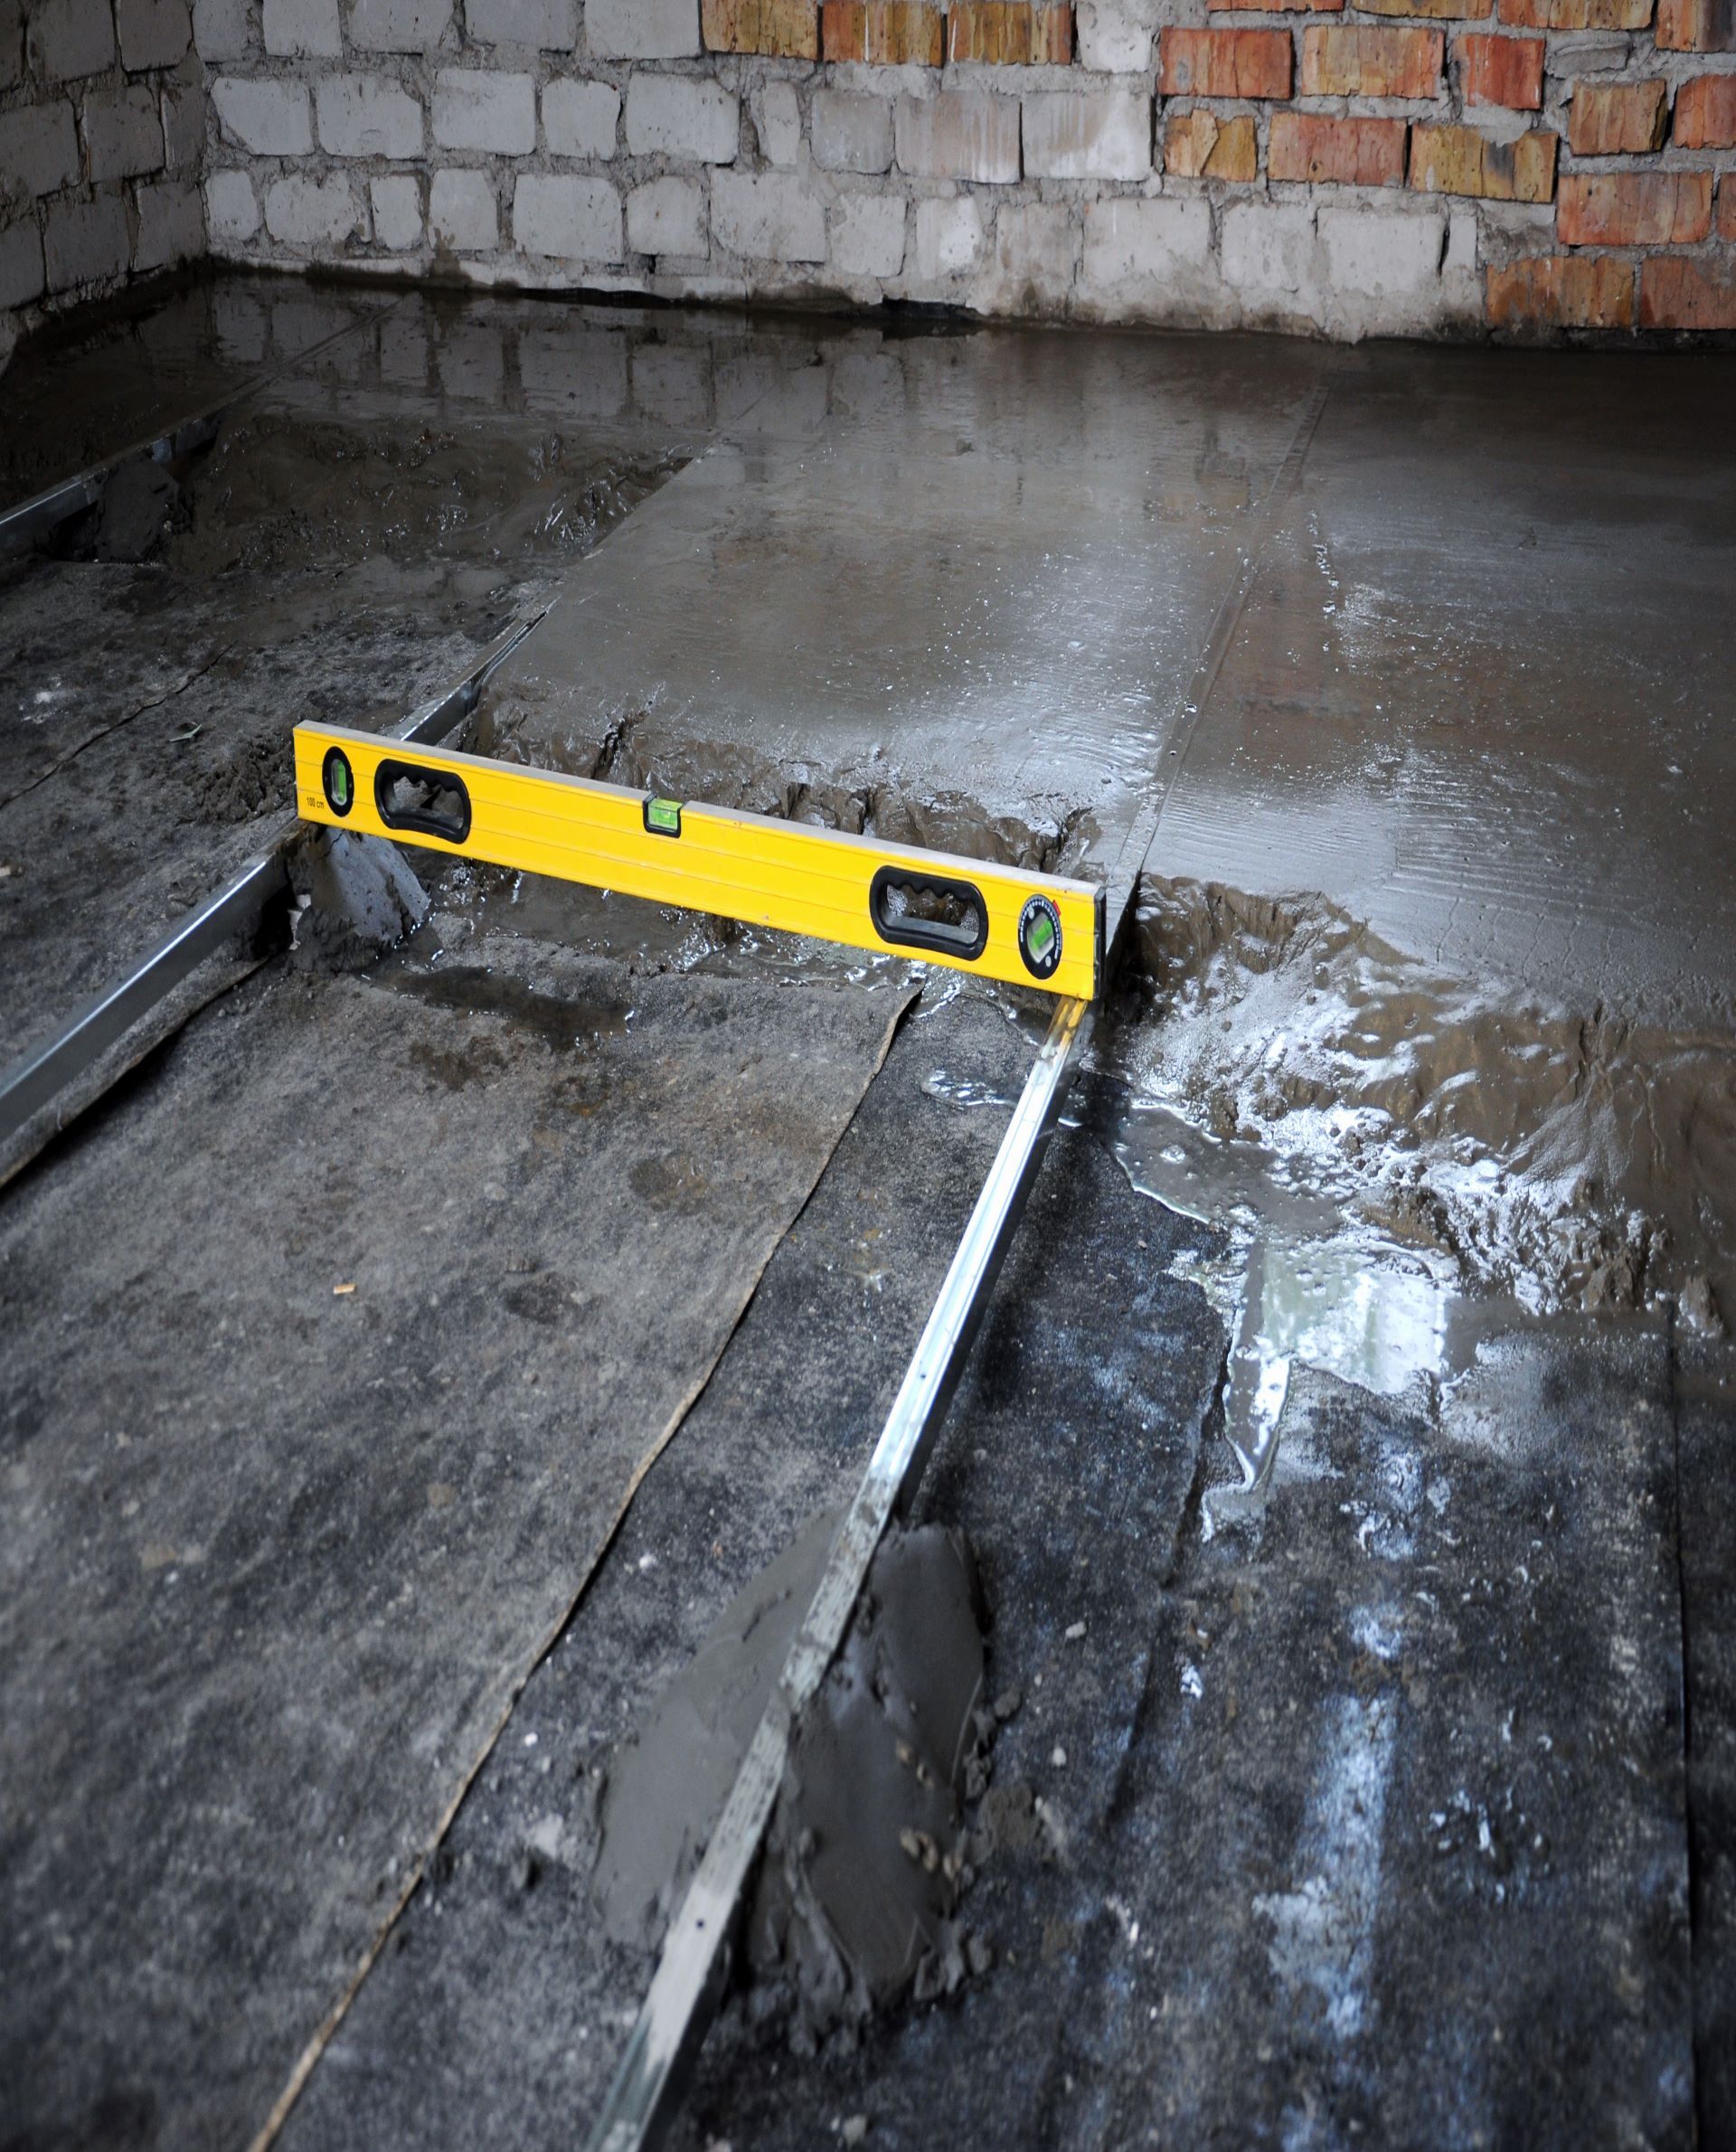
[[20, 1, 1736, 341]]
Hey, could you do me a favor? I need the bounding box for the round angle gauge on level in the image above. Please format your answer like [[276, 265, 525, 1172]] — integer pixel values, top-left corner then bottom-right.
[[322, 745, 355, 817], [1018, 893, 1062, 980]]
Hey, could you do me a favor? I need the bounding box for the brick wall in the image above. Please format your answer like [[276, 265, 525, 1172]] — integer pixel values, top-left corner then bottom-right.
[[190, 0, 1736, 337], [5, 0, 1734, 361], [1, 0, 208, 362]]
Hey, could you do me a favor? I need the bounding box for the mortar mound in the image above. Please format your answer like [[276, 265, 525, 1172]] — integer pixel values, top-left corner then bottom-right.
[[1126, 873, 1736, 1328], [595, 1516, 1001, 2057]]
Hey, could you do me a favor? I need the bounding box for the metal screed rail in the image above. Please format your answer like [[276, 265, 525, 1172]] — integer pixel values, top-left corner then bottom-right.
[[0, 613, 542, 1163], [583, 375, 1331, 2152]]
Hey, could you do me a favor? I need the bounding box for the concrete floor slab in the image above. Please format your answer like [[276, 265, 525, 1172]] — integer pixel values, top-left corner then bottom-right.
[[0, 935, 908, 2149], [1159, 347, 1736, 1017], [1, 278, 1733, 2152], [482, 332, 1333, 877]]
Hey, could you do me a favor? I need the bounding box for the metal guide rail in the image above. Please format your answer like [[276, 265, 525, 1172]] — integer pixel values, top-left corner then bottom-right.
[[579, 373, 1334, 2152], [0, 613, 542, 1166], [293, 722, 1104, 1000]]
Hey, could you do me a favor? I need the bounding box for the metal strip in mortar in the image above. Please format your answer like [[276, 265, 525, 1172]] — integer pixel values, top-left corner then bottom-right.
[[586, 372, 1335, 2152], [588, 986, 1093, 2152], [0, 609, 543, 1154], [0, 298, 402, 553]]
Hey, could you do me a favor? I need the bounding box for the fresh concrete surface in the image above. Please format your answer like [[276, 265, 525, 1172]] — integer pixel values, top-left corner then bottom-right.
[[0, 276, 1733, 2151], [1158, 345, 1736, 1017]]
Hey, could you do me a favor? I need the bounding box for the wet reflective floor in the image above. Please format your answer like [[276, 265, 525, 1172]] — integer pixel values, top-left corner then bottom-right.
[[1160, 347, 1736, 1019], [3, 277, 1734, 2150], [0, 279, 397, 509], [486, 327, 1328, 876]]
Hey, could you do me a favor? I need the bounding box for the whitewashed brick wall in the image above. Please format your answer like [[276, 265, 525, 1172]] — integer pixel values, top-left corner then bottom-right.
[[1, 0, 206, 361], [5, 0, 1735, 375], [180, 0, 1733, 340], [175, 0, 1488, 335]]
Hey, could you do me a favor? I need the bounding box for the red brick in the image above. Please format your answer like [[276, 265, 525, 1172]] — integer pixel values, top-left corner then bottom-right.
[[1032, 2, 1072, 59], [1360, 0, 1489, 17], [1486, 253, 1637, 326], [945, 1, 1072, 61], [1165, 108, 1260, 176], [1675, 71, 1736, 142], [1568, 77, 1668, 150], [1657, 0, 1736, 44], [820, 0, 944, 61], [1558, 168, 1712, 241], [1722, 175, 1736, 237], [1640, 255, 1736, 326], [1159, 26, 1294, 98], [1499, 0, 1650, 24], [1410, 121, 1557, 197], [1457, 31, 1544, 103], [1269, 111, 1408, 183], [1301, 23, 1442, 93], [702, 0, 820, 53]]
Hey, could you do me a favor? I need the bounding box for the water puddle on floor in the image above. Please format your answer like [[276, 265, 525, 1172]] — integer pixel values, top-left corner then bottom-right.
[[1109, 1100, 1523, 1531]]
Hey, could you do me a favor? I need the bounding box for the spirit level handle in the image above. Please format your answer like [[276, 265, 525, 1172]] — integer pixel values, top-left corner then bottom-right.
[[373, 757, 473, 845], [296, 722, 1102, 998], [867, 864, 988, 961]]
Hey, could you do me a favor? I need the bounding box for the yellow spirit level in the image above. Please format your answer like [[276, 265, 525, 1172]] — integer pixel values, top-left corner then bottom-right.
[[293, 723, 1103, 1000]]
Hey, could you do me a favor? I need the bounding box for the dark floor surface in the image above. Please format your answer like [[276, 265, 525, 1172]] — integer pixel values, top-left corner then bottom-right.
[[0, 286, 732, 1067], [1, 276, 1733, 2152], [0, 922, 915, 2150]]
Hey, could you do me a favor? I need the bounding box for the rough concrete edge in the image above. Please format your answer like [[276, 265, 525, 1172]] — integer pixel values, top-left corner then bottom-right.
[[246, 977, 924, 2152], [0, 944, 264, 1194]]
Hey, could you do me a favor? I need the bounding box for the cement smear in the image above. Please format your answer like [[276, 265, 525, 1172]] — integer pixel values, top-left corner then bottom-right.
[[595, 1517, 997, 2053], [594, 1507, 840, 1954], [1117, 874, 1736, 1358], [410, 851, 917, 996], [746, 1522, 991, 2049]]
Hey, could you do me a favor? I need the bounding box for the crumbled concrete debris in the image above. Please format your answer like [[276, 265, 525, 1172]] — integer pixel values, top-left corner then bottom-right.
[[474, 700, 1099, 883], [1127, 873, 1736, 1321], [288, 828, 429, 972], [744, 1524, 994, 2052]]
